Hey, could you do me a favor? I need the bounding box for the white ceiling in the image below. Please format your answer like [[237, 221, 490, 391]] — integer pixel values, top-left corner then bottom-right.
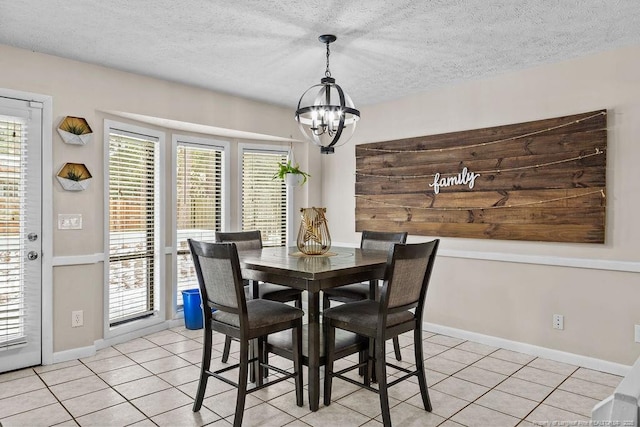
[[1, 0, 640, 109]]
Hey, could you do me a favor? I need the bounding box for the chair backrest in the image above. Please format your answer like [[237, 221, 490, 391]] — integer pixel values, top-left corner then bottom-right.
[[187, 239, 247, 315], [379, 240, 440, 316], [215, 230, 263, 251], [361, 230, 408, 251]]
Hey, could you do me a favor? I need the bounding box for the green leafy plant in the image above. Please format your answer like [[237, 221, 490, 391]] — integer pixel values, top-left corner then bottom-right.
[[60, 118, 90, 135], [273, 160, 310, 185], [65, 167, 85, 181]]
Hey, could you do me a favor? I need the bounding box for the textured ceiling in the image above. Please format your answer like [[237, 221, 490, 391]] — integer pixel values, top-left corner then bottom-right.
[[1, 0, 640, 109]]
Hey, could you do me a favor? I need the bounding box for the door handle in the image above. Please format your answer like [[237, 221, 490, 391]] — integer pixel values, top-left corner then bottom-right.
[[28, 233, 38, 241], [27, 251, 39, 260]]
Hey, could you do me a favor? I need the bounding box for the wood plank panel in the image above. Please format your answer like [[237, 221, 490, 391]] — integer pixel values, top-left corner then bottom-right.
[[354, 110, 607, 243]]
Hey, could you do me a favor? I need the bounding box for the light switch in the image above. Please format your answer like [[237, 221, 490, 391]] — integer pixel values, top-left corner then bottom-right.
[[58, 214, 82, 230]]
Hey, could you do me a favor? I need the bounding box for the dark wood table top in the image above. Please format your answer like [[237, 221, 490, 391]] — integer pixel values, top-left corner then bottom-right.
[[239, 246, 388, 292]]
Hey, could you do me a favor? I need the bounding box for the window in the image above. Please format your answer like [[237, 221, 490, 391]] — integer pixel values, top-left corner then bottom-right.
[[174, 136, 227, 307], [106, 123, 163, 328], [241, 147, 288, 247]]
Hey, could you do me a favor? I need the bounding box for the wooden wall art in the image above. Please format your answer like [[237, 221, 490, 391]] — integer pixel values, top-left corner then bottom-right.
[[355, 110, 607, 243]]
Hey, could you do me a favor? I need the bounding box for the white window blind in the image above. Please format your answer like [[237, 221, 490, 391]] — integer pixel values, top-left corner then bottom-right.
[[241, 149, 287, 247], [108, 130, 159, 326], [0, 116, 26, 347], [176, 142, 223, 306]]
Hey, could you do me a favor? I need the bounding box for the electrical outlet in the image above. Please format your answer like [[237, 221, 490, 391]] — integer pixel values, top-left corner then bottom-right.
[[553, 314, 564, 330], [58, 214, 83, 230], [635, 325, 640, 343], [72, 310, 83, 328]]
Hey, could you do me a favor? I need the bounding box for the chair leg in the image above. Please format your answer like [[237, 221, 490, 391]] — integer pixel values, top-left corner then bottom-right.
[[222, 335, 232, 363], [293, 320, 303, 407], [323, 323, 336, 406], [256, 337, 265, 387], [414, 326, 432, 411], [322, 292, 330, 312], [393, 336, 402, 361], [376, 339, 392, 427], [295, 293, 303, 309], [193, 328, 212, 412], [367, 337, 375, 386], [234, 339, 249, 427]]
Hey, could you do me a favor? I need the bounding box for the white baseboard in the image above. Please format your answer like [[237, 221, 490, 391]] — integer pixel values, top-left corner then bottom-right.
[[423, 322, 632, 377], [52, 345, 96, 363]]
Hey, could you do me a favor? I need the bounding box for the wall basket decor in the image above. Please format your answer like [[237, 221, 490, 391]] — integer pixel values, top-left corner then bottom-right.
[[355, 110, 607, 244], [57, 116, 93, 145], [56, 162, 92, 191]]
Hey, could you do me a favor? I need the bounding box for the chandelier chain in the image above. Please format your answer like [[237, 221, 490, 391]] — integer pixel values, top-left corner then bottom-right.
[[325, 41, 331, 77]]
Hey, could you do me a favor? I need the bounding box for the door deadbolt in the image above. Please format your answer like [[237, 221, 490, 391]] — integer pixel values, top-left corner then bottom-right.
[[27, 251, 39, 260], [28, 233, 38, 241]]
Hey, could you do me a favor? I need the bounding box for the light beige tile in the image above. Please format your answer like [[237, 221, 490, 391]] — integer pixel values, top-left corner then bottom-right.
[[141, 354, 192, 374], [174, 327, 205, 339], [425, 368, 449, 386], [513, 366, 568, 388], [178, 348, 206, 364], [424, 355, 467, 375], [425, 335, 465, 347], [525, 403, 589, 425], [178, 377, 235, 399], [145, 330, 190, 346], [542, 389, 600, 417], [386, 374, 423, 401], [98, 364, 153, 386], [78, 346, 122, 364], [49, 375, 109, 401], [33, 359, 81, 374], [439, 348, 484, 365], [38, 364, 94, 386], [61, 387, 126, 417], [300, 402, 370, 427], [162, 338, 203, 355], [472, 356, 523, 376], [432, 376, 490, 402], [527, 358, 578, 376], [202, 388, 263, 418], [0, 368, 35, 383], [237, 402, 295, 427], [558, 376, 615, 400], [266, 389, 312, 418], [571, 367, 623, 387], [475, 389, 538, 418], [495, 377, 554, 402], [151, 402, 220, 426], [75, 401, 146, 427], [422, 341, 450, 358], [0, 374, 45, 399], [52, 419, 80, 427], [113, 375, 173, 400], [491, 349, 536, 365], [0, 402, 72, 427], [127, 419, 157, 427], [114, 337, 157, 354], [438, 421, 466, 427], [455, 341, 498, 356], [337, 388, 401, 417], [127, 346, 173, 363], [0, 388, 57, 418], [376, 401, 445, 427], [157, 364, 202, 386], [451, 403, 520, 427], [323, 376, 362, 401], [407, 388, 468, 419], [83, 354, 136, 374], [131, 387, 193, 417], [453, 366, 507, 388]]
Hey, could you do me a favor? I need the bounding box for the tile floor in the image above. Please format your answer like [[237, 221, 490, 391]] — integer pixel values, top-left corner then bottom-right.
[[0, 326, 622, 426]]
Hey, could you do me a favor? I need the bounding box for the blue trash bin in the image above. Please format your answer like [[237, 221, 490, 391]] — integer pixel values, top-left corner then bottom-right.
[[182, 289, 203, 330]]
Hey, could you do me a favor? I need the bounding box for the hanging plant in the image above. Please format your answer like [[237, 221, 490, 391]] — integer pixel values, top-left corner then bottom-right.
[[273, 160, 310, 186], [57, 116, 93, 145], [56, 163, 93, 191]]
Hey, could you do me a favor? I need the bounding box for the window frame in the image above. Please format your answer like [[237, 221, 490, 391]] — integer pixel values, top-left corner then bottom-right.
[[171, 134, 230, 317], [237, 143, 293, 247], [103, 120, 166, 339]]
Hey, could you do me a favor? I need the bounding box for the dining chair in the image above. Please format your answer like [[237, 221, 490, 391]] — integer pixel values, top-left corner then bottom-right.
[[215, 230, 304, 363], [322, 230, 408, 361], [188, 239, 303, 427], [323, 239, 440, 427]]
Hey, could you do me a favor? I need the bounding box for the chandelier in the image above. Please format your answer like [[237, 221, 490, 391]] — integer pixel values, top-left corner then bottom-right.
[[295, 35, 360, 154]]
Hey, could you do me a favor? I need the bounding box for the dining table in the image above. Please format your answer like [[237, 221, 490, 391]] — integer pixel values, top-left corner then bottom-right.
[[239, 245, 389, 411]]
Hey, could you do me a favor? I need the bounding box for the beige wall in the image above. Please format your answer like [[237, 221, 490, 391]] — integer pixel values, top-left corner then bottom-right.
[[322, 45, 640, 365], [0, 44, 312, 352]]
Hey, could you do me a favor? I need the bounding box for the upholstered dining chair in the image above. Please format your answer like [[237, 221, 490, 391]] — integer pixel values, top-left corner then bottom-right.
[[215, 230, 303, 363], [323, 239, 440, 427], [322, 230, 408, 361], [188, 239, 303, 427]]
